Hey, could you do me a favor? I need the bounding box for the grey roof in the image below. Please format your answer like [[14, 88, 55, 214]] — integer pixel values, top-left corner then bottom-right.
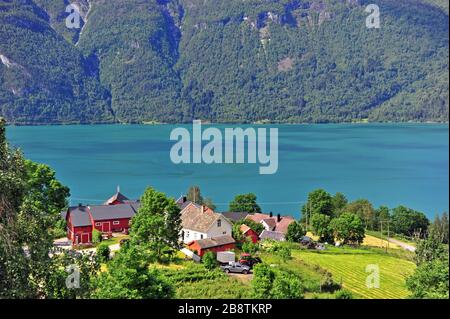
[[221, 212, 249, 223], [260, 230, 285, 241], [68, 206, 92, 227], [88, 203, 138, 221]]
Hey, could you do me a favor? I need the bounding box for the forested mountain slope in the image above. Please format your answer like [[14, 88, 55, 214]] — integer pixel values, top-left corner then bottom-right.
[[0, 0, 448, 124]]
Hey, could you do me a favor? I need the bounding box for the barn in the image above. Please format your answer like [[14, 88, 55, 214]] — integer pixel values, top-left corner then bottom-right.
[[66, 205, 93, 245], [64, 190, 140, 245], [187, 235, 236, 257], [89, 203, 139, 234]]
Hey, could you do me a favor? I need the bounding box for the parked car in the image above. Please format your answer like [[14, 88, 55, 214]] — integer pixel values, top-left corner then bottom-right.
[[239, 253, 262, 268], [220, 262, 251, 274]]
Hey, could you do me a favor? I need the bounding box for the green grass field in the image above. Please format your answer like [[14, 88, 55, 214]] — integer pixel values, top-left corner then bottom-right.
[[294, 246, 416, 299]]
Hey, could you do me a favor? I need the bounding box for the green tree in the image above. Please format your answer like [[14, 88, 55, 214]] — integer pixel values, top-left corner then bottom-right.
[[391, 206, 429, 237], [329, 213, 365, 245], [310, 213, 333, 242], [24, 160, 70, 216], [431, 212, 449, 244], [286, 221, 306, 243], [375, 206, 391, 230], [202, 251, 218, 270], [186, 186, 203, 205], [407, 229, 449, 299], [1, 118, 97, 298], [332, 192, 348, 214], [97, 243, 111, 263], [344, 199, 376, 229], [301, 189, 334, 220], [229, 193, 262, 214], [130, 187, 182, 261], [91, 246, 173, 299]]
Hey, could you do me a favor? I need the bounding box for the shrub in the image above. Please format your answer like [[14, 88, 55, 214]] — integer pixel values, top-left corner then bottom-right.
[[96, 243, 110, 263], [242, 240, 259, 254], [252, 263, 275, 298], [335, 289, 353, 299], [92, 229, 102, 244], [271, 271, 304, 299], [320, 271, 341, 292], [202, 252, 218, 270]]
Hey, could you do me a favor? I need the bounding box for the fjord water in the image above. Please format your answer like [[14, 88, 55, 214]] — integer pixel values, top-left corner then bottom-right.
[[7, 124, 449, 218]]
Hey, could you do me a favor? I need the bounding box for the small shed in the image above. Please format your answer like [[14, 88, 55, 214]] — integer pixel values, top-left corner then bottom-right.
[[240, 224, 259, 243], [187, 235, 236, 257]]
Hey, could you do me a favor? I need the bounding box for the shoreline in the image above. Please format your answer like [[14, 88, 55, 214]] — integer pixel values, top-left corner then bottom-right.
[[5, 121, 450, 127]]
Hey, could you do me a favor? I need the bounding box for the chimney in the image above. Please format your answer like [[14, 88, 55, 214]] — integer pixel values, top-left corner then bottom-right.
[[269, 212, 273, 218], [183, 195, 187, 203], [202, 205, 206, 213], [78, 203, 83, 207], [277, 214, 281, 223]]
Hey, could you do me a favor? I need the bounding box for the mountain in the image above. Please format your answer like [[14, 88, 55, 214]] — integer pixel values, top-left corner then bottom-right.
[[0, 0, 448, 124]]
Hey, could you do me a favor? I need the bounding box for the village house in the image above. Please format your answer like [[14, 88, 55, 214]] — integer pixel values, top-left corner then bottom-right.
[[240, 224, 259, 243], [246, 212, 295, 241], [64, 190, 140, 245], [186, 235, 236, 257], [180, 202, 233, 243]]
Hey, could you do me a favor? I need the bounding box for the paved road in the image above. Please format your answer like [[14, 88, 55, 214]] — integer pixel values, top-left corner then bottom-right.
[[387, 238, 416, 252]]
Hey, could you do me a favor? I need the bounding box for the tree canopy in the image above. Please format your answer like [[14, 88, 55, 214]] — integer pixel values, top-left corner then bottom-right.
[[229, 193, 262, 214]]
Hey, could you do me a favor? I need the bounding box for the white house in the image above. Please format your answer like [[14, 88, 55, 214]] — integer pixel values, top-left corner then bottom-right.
[[180, 202, 233, 244]]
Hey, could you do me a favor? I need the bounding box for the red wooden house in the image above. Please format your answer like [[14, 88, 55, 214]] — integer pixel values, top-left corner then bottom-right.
[[66, 205, 93, 245], [64, 191, 140, 245], [187, 235, 236, 257], [240, 224, 259, 243]]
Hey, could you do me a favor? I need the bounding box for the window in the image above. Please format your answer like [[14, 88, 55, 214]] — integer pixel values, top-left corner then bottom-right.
[[186, 231, 190, 238], [200, 234, 204, 239], [113, 221, 120, 225], [95, 222, 101, 226], [223, 231, 226, 235], [217, 219, 222, 227]]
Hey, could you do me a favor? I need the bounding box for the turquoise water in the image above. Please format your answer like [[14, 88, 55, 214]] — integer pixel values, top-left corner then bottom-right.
[[6, 124, 449, 218]]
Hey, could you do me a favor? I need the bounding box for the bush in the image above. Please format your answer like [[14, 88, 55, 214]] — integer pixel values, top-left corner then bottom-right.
[[202, 252, 218, 270], [320, 272, 341, 293], [242, 240, 259, 254], [335, 289, 353, 299], [52, 218, 67, 239], [252, 263, 275, 298], [92, 229, 102, 244], [96, 243, 110, 263], [271, 271, 304, 299]]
